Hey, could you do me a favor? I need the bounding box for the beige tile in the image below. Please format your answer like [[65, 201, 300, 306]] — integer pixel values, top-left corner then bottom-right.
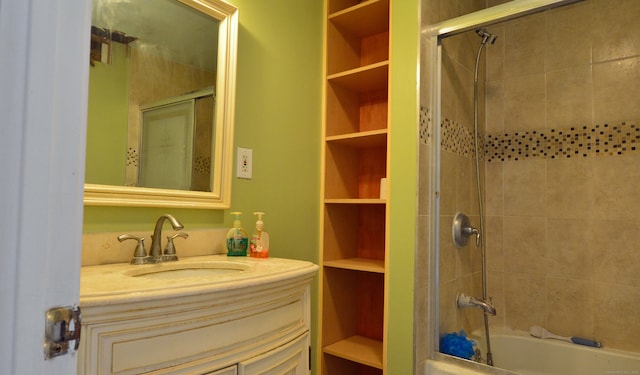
[[487, 270, 505, 328], [593, 153, 640, 221], [453, 60, 474, 129], [503, 159, 546, 217], [504, 13, 546, 78], [418, 144, 431, 215], [594, 283, 640, 351], [451, 30, 479, 74], [545, 1, 593, 71], [546, 277, 595, 339], [422, 0, 441, 25], [457, 274, 484, 334], [546, 66, 593, 130], [546, 218, 594, 280], [458, 0, 485, 16], [81, 229, 227, 266], [593, 56, 640, 124], [504, 73, 546, 132], [439, 279, 460, 334], [440, 151, 458, 216], [485, 80, 504, 134], [440, 0, 459, 25], [504, 272, 547, 331], [416, 215, 431, 289], [484, 162, 503, 216], [592, 0, 640, 63], [440, 215, 458, 284], [455, 154, 474, 215], [545, 158, 594, 219], [455, 233, 475, 279], [486, 25, 505, 83], [592, 219, 640, 288], [503, 216, 547, 276], [441, 48, 458, 122], [485, 215, 504, 272]]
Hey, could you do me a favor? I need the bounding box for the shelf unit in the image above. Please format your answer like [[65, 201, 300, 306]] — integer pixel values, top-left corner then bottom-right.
[[320, 0, 390, 374]]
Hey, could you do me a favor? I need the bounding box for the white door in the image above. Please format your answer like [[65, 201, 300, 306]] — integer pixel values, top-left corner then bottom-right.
[[0, 0, 90, 374]]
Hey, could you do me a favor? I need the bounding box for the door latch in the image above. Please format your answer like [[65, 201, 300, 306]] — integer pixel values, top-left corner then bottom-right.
[[44, 306, 81, 359]]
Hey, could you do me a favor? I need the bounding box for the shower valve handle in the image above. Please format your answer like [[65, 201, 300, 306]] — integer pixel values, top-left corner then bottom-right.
[[464, 226, 481, 247], [452, 213, 481, 248]]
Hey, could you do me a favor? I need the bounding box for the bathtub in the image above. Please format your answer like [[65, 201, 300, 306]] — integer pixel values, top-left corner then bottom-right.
[[425, 330, 640, 375], [474, 330, 640, 375]]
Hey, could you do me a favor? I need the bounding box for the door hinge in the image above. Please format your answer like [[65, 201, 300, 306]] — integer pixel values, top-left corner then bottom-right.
[[44, 305, 81, 359], [308, 346, 311, 371]]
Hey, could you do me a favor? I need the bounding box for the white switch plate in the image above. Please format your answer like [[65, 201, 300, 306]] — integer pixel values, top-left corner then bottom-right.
[[237, 147, 252, 179]]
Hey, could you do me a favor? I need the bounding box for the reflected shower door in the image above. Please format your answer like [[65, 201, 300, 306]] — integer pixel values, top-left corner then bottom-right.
[[139, 100, 194, 190]]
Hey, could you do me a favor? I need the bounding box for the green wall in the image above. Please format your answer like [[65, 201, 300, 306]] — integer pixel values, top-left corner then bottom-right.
[[85, 43, 129, 186], [83, 0, 420, 373], [83, 0, 323, 371], [83, 0, 323, 252], [387, 0, 420, 373]]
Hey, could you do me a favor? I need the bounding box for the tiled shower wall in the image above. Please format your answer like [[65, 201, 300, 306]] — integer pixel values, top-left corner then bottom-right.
[[423, 0, 640, 353], [482, 0, 640, 352]]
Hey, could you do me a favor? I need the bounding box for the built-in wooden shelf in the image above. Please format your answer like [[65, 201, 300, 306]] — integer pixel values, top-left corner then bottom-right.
[[326, 129, 387, 147], [328, 0, 390, 37], [324, 198, 385, 204], [321, 0, 390, 372], [323, 335, 383, 369], [324, 258, 385, 273], [327, 61, 389, 92]]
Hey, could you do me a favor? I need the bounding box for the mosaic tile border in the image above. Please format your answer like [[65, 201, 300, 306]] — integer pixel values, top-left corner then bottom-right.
[[419, 105, 483, 158], [485, 122, 640, 162], [419, 106, 640, 162], [126, 147, 138, 167]]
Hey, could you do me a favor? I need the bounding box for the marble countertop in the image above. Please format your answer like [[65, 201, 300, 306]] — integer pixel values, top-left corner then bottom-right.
[[80, 255, 318, 306]]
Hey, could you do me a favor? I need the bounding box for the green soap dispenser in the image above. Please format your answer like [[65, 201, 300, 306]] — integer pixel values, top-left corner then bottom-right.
[[226, 211, 248, 256]]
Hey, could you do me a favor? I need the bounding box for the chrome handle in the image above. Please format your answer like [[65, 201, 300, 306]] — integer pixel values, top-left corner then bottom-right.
[[463, 226, 481, 247], [118, 234, 148, 264], [163, 232, 188, 261], [452, 213, 480, 248]]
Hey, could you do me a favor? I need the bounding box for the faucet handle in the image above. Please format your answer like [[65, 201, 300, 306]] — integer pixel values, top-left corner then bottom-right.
[[163, 232, 188, 262], [117, 234, 148, 265]]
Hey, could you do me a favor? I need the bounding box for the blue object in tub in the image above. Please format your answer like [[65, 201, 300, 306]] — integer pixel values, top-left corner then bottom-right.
[[440, 330, 476, 359]]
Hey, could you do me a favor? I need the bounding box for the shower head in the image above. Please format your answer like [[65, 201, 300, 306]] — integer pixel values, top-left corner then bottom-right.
[[476, 29, 497, 45]]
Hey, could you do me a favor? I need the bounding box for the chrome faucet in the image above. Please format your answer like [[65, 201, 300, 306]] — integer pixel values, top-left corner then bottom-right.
[[149, 214, 184, 263], [457, 293, 496, 316]]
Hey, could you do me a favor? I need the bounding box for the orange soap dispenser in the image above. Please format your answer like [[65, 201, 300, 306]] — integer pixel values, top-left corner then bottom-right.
[[250, 212, 269, 258]]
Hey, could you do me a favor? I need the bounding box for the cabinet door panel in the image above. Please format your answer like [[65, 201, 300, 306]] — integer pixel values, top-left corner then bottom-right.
[[238, 333, 309, 375], [205, 365, 237, 375]]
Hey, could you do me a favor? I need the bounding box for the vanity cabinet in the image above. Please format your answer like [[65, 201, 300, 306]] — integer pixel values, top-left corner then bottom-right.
[[205, 366, 237, 375], [78, 257, 316, 375], [320, 0, 390, 374]]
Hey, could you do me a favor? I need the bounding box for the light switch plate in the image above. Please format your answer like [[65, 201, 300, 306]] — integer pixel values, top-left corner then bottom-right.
[[237, 147, 252, 179]]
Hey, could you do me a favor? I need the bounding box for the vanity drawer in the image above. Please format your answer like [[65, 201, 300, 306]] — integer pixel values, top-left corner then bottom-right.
[[80, 295, 307, 374]]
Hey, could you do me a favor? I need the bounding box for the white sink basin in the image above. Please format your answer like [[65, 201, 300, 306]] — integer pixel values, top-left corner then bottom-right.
[[124, 261, 251, 279], [80, 255, 318, 305]]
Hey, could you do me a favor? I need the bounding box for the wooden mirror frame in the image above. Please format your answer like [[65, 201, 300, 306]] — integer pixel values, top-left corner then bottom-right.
[[84, 0, 237, 209]]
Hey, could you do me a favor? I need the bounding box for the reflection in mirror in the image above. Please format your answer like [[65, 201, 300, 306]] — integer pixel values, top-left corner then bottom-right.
[[84, 0, 237, 208]]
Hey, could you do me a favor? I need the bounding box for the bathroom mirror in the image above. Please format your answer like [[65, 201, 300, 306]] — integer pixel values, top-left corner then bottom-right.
[[84, 0, 237, 209]]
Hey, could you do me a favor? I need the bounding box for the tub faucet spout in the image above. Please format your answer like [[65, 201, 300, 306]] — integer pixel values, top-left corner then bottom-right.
[[457, 293, 496, 316], [149, 214, 184, 263]]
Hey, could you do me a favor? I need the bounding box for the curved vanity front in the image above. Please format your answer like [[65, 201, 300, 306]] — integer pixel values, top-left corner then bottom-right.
[[78, 255, 318, 375]]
